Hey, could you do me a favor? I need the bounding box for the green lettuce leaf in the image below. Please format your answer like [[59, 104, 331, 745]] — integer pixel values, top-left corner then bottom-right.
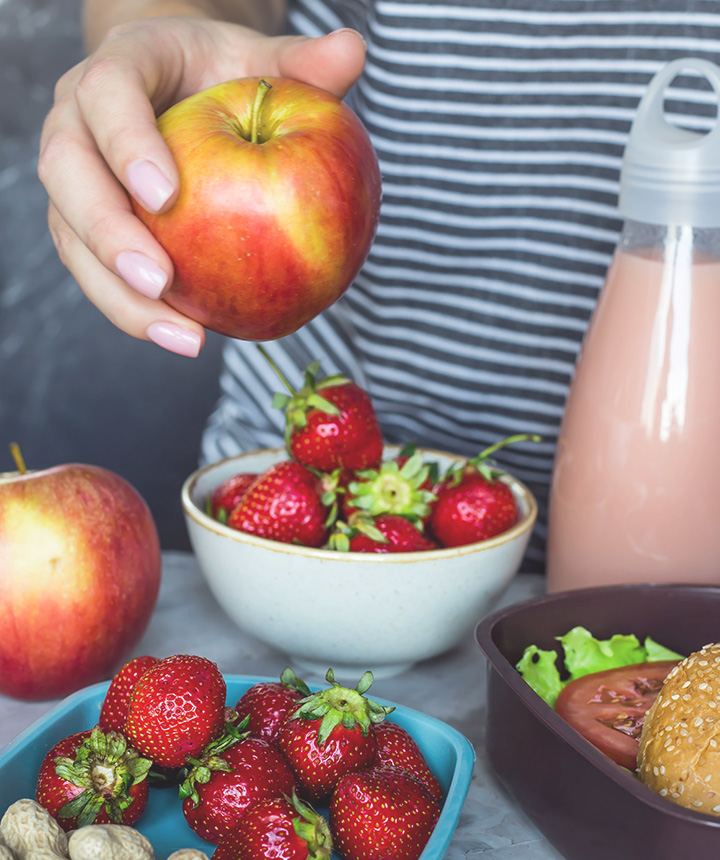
[[559, 627, 647, 680], [644, 636, 684, 662], [516, 626, 683, 707], [515, 645, 565, 707]]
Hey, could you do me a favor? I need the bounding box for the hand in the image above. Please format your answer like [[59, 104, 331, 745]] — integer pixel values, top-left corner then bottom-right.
[[38, 18, 366, 355]]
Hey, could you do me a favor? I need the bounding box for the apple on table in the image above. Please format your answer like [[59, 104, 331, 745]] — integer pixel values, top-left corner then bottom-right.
[[0, 444, 161, 701], [134, 76, 382, 341]]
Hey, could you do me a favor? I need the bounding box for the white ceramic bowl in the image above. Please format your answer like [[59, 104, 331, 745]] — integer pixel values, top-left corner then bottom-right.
[[181, 446, 537, 680]]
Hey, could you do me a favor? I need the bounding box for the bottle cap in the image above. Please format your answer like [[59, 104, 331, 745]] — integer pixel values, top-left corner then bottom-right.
[[619, 58, 720, 228]]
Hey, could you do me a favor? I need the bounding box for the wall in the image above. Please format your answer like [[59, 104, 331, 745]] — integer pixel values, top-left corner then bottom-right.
[[0, 0, 226, 549]]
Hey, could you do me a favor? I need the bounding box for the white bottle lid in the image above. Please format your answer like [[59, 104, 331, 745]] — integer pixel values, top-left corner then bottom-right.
[[619, 57, 720, 228]]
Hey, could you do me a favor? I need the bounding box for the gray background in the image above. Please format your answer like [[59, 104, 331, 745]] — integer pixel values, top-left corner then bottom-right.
[[0, 0, 226, 549]]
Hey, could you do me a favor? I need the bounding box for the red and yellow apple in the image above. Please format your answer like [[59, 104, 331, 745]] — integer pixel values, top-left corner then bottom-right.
[[0, 452, 161, 701], [134, 76, 382, 340]]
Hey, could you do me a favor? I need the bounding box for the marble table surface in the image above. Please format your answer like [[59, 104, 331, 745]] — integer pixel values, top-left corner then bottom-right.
[[0, 551, 564, 859]]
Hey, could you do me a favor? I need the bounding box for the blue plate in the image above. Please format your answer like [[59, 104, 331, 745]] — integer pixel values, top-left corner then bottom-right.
[[0, 675, 475, 860]]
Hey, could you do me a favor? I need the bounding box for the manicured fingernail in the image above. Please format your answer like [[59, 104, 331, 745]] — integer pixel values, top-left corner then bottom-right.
[[116, 250, 168, 299], [329, 27, 366, 46], [146, 322, 201, 357], [127, 159, 174, 213]]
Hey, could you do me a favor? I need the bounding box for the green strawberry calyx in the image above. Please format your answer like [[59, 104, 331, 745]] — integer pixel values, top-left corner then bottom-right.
[[346, 450, 437, 523], [279, 665, 312, 697], [317, 468, 347, 529], [179, 710, 250, 806], [444, 433, 542, 486], [286, 789, 333, 860], [326, 522, 353, 552], [327, 513, 391, 552], [257, 345, 350, 448], [290, 669, 395, 744], [54, 726, 152, 827]]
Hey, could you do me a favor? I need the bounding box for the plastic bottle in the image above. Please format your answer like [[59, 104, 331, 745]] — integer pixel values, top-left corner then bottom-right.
[[546, 57, 720, 592]]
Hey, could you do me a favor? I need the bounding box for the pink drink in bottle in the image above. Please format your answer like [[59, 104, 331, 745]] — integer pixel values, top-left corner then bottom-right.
[[547, 58, 720, 591]]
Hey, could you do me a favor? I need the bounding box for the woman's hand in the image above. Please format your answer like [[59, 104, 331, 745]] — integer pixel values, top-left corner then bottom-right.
[[38, 18, 366, 355]]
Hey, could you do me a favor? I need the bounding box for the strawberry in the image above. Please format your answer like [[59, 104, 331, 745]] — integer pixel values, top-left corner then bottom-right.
[[36, 727, 152, 830], [276, 669, 394, 801], [227, 460, 331, 547], [330, 513, 439, 553], [99, 655, 159, 734], [124, 654, 227, 768], [212, 791, 332, 860], [207, 472, 258, 523], [181, 735, 296, 843], [430, 433, 541, 547], [234, 667, 311, 743], [329, 764, 441, 860], [259, 346, 383, 471], [373, 721, 443, 802], [342, 447, 438, 525]]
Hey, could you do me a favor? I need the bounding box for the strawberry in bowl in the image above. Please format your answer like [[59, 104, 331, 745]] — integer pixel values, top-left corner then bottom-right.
[[182, 444, 536, 680], [182, 352, 537, 678]]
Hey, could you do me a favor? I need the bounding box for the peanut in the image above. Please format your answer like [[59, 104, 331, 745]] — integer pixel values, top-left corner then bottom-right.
[[67, 825, 153, 860], [166, 852, 210, 860], [0, 830, 13, 860], [0, 799, 68, 859], [16, 855, 67, 860]]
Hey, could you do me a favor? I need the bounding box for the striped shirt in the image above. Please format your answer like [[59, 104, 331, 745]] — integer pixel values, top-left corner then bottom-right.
[[201, 0, 720, 573]]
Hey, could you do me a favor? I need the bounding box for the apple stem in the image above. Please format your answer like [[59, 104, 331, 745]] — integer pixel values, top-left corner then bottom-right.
[[250, 79, 272, 145], [256, 344, 294, 394], [9, 442, 26, 474]]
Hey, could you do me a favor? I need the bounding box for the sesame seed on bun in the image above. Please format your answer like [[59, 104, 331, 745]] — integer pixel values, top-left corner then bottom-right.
[[638, 642, 720, 816]]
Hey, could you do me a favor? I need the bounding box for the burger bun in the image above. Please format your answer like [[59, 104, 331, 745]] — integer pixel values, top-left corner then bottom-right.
[[638, 642, 720, 816]]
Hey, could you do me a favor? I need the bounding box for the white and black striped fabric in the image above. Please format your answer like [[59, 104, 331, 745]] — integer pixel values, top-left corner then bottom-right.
[[201, 0, 720, 573]]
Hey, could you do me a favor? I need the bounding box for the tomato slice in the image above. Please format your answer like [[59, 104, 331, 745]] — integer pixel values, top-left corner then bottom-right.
[[554, 661, 678, 770]]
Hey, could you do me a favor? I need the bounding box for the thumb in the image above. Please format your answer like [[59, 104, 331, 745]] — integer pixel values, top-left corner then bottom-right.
[[274, 29, 366, 99]]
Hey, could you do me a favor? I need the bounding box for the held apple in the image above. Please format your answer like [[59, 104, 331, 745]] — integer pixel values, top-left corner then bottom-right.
[[0, 445, 161, 701], [133, 76, 382, 341]]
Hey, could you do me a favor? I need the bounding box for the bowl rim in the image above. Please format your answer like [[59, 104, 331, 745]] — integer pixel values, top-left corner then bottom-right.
[[181, 446, 538, 562], [475, 582, 720, 829]]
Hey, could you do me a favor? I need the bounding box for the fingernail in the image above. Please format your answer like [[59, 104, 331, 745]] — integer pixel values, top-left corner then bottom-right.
[[146, 322, 201, 357], [127, 159, 174, 213], [116, 250, 168, 299], [328, 27, 366, 46]]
